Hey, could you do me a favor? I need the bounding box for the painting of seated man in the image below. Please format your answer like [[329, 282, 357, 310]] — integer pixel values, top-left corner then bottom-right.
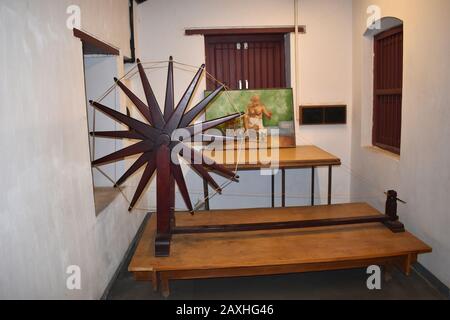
[[205, 88, 296, 149]]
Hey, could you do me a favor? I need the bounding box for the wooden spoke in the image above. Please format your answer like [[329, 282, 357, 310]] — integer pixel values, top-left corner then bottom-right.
[[165, 64, 205, 131], [90, 130, 145, 140], [172, 134, 236, 146], [171, 163, 193, 213], [129, 159, 157, 211], [114, 78, 152, 124], [190, 163, 222, 194], [163, 57, 175, 122], [201, 134, 236, 143], [179, 85, 224, 128], [90, 101, 159, 140], [92, 140, 153, 166], [115, 152, 153, 187], [137, 59, 165, 129], [181, 147, 239, 182], [184, 113, 243, 138]]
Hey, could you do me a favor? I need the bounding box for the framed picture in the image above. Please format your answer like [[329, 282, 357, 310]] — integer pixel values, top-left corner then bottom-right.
[[205, 88, 296, 149]]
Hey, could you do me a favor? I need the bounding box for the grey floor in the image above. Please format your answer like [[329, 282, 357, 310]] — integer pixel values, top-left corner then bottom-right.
[[107, 244, 446, 300]]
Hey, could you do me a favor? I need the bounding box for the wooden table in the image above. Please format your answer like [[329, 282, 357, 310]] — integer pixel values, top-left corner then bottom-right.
[[129, 203, 431, 297], [202, 145, 341, 209]]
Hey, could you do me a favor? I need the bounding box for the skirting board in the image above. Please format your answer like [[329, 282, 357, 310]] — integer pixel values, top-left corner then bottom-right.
[[412, 263, 450, 299], [100, 213, 152, 300]]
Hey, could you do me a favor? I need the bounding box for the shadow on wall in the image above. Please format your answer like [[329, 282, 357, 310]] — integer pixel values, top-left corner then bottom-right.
[[364, 16, 403, 37]]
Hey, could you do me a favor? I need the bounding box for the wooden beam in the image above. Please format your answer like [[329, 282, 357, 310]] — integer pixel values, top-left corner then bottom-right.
[[185, 26, 306, 36], [73, 28, 120, 56], [173, 215, 390, 234]]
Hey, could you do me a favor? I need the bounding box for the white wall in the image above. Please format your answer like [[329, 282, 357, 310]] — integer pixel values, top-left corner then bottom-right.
[[294, 0, 353, 206], [135, 0, 353, 209], [351, 0, 450, 286], [0, 0, 145, 299]]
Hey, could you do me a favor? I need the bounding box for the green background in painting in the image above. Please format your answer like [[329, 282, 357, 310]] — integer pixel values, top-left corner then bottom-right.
[[205, 89, 294, 127]]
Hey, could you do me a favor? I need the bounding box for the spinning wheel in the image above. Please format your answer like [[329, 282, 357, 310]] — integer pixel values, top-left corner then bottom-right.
[[90, 57, 241, 256]]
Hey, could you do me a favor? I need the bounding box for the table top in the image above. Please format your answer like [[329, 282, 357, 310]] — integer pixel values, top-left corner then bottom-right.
[[129, 203, 431, 272], [203, 145, 341, 170]]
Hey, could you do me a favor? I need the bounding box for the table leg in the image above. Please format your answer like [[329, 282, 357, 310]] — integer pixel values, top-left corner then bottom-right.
[[203, 178, 210, 211], [282, 169, 286, 207], [328, 165, 333, 205], [160, 275, 171, 298], [151, 272, 159, 292], [311, 167, 315, 206], [271, 172, 275, 208]]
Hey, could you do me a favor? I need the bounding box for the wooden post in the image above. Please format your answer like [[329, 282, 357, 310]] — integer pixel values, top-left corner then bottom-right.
[[383, 190, 405, 233], [203, 178, 210, 211], [271, 172, 275, 208], [327, 165, 332, 205], [155, 144, 173, 257], [311, 166, 315, 206], [169, 174, 176, 230], [282, 169, 286, 207]]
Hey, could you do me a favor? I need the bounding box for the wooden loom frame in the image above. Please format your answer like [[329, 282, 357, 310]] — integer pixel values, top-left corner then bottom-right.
[[90, 58, 405, 258]]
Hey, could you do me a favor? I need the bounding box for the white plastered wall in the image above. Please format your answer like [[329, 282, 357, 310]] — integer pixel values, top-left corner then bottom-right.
[[352, 0, 450, 286], [0, 0, 145, 299]]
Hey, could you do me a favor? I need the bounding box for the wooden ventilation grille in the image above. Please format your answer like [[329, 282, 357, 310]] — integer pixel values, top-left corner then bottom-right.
[[300, 105, 347, 125], [373, 26, 403, 154]]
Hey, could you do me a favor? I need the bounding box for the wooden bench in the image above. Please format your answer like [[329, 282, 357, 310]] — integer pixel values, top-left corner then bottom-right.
[[129, 203, 431, 297]]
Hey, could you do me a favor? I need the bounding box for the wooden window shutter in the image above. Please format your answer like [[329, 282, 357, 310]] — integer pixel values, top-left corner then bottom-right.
[[373, 26, 403, 154]]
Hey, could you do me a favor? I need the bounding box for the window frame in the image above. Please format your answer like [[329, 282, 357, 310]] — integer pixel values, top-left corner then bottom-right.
[[204, 33, 288, 91], [372, 25, 404, 155]]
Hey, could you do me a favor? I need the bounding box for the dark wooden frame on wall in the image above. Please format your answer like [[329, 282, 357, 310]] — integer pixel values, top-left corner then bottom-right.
[[73, 28, 120, 56], [300, 105, 347, 125], [373, 25, 403, 155], [185, 26, 306, 36]]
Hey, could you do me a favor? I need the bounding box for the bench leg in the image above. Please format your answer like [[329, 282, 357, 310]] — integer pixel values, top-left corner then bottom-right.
[[393, 254, 416, 276]]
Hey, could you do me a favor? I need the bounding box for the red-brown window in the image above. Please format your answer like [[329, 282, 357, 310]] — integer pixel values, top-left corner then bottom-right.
[[373, 26, 403, 155], [205, 34, 287, 90]]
